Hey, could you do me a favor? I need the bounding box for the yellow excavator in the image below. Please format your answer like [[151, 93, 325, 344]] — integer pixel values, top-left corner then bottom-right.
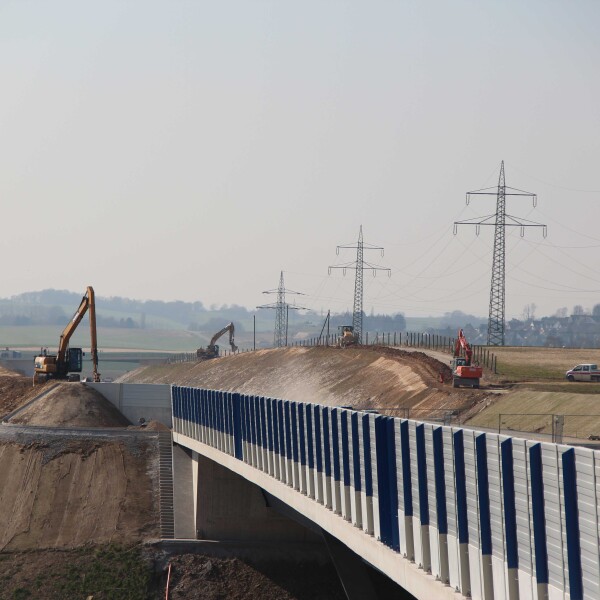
[[33, 286, 100, 385], [337, 325, 358, 348], [197, 322, 238, 359]]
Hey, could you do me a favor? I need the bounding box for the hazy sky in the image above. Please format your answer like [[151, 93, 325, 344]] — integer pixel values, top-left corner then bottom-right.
[[1, 1, 599, 319]]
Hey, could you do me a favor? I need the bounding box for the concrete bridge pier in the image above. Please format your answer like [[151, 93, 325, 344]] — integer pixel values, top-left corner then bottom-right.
[[173, 443, 323, 543], [171, 443, 412, 599]]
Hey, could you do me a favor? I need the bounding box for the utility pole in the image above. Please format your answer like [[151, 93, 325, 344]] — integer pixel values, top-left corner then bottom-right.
[[454, 161, 547, 346], [317, 310, 331, 346], [258, 271, 305, 348], [329, 226, 390, 344]]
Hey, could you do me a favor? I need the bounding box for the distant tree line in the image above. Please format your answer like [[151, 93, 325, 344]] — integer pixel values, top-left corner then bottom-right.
[[4, 290, 600, 347]]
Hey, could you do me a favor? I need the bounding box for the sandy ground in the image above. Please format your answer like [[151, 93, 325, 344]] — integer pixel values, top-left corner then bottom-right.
[[0, 368, 46, 419], [0, 437, 158, 551], [119, 345, 495, 420], [9, 382, 131, 427]]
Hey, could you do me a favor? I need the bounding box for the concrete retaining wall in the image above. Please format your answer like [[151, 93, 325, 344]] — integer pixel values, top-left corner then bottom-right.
[[86, 382, 171, 426]]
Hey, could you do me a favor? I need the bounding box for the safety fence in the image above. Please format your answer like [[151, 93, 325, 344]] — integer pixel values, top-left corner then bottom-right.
[[166, 348, 252, 363], [171, 386, 598, 600], [359, 407, 468, 426], [402, 331, 498, 374], [496, 413, 600, 444]]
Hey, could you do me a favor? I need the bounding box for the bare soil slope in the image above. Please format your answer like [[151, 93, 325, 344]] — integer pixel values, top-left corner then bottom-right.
[[0, 368, 47, 419], [120, 346, 492, 417], [0, 437, 158, 551], [10, 382, 131, 427]]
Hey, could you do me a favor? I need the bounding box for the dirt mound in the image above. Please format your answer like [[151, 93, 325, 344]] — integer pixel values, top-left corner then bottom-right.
[[0, 438, 158, 551], [0, 374, 45, 419], [128, 419, 171, 432], [0, 545, 346, 600], [120, 346, 490, 417], [164, 553, 345, 600], [10, 383, 131, 427]]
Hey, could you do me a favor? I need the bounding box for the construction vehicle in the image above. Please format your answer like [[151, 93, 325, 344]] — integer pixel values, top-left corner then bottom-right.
[[197, 322, 238, 359], [337, 325, 358, 348], [450, 329, 482, 388], [33, 286, 100, 385]]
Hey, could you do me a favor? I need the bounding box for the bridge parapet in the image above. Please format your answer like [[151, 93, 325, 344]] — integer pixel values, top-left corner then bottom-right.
[[172, 386, 599, 600]]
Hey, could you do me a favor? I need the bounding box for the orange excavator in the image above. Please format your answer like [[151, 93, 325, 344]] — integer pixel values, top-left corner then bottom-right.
[[33, 286, 100, 385], [451, 329, 482, 388], [197, 322, 238, 359]]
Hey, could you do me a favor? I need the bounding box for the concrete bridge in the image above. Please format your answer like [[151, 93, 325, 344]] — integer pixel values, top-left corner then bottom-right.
[[90, 382, 600, 600]]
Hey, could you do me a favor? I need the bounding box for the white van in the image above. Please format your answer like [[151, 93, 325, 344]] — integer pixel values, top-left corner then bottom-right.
[[565, 364, 600, 382]]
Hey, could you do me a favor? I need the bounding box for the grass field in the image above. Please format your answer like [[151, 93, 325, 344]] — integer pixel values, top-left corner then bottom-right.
[[491, 346, 600, 380], [0, 324, 273, 352], [464, 346, 600, 438]]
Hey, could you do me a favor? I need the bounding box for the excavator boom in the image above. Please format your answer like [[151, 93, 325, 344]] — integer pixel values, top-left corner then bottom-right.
[[197, 322, 238, 359], [451, 329, 482, 388], [208, 322, 237, 351], [34, 286, 100, 383], [454, 329, 473, 365]]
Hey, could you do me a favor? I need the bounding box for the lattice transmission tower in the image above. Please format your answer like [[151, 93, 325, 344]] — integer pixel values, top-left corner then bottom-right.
[[454, 161, 547, 346], [257, 271, 305, 347], [329, 226, 390, 344]]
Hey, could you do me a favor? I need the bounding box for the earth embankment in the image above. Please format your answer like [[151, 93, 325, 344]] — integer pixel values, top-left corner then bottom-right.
[[119, 346, 492, 417], [9, 382, 131, 427], [0, 377, 159, 552], [0, 435, 158, 551]]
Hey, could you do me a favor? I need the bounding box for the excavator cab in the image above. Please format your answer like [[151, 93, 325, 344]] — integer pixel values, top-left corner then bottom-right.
[[67, 347, 83, 372], [33, 286, 100, 386], [451, 329, 482, 388], [197, 323, 237, 359]]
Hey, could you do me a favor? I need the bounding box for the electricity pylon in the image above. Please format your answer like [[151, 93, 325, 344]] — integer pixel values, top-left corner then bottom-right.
[[258, 271, 305, 347], [329, 226, 390, 344], [454, 161, 547, 346]]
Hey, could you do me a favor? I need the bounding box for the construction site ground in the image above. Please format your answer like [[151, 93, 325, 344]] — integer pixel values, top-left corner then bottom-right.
[[119, 345, 496, 422], [0, 367, 348, 599], [3, 345, 600, 598], [120, 344, 600, 439]]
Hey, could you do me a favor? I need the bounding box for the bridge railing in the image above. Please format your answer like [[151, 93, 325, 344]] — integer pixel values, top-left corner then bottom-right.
[[172, 386, 599, 600]]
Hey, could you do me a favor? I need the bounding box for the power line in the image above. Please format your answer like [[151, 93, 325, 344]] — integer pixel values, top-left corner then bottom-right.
[[454, 161, 547, 346], [328, 225, 390, 344], [505, 162, 600, 193], [257, 271, 305, 347]]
